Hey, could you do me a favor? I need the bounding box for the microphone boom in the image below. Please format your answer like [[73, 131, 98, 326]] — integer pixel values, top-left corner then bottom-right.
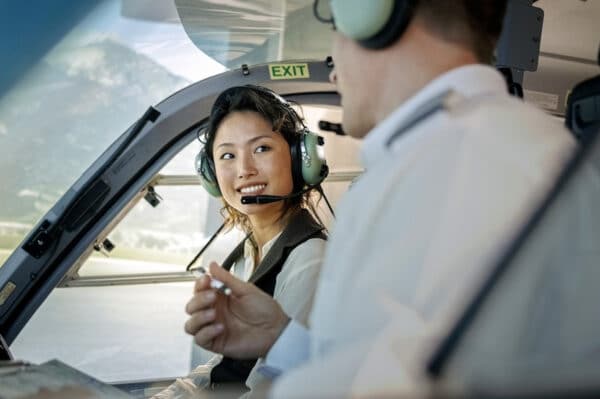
[[241, 185, 317, 204], [241, 195, 283, 204]]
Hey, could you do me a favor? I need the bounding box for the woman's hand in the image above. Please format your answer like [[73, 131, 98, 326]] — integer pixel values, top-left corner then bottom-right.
[[184, 262, 290, 359]]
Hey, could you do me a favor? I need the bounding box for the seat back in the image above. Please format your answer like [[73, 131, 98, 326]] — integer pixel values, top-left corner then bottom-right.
[[565, 45, 600, 142], [565, 75, 600, 142]]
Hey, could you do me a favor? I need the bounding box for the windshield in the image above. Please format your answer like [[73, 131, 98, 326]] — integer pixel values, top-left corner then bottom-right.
[[175, 0, 331, 68], [0, 0, 332, 261]]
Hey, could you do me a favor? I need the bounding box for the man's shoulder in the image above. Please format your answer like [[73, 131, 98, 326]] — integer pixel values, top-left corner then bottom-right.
[[455, 94, 573, 146]]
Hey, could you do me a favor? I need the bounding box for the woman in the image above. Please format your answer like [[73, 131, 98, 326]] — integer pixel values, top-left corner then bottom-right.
[[154, 85, 328, 397]]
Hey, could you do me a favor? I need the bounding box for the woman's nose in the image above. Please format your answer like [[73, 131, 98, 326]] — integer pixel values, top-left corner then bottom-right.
[[238, 153, 258, 178]]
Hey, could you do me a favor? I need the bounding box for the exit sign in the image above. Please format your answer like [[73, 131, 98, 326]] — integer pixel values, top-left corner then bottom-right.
[[268, 63, 310, 80]]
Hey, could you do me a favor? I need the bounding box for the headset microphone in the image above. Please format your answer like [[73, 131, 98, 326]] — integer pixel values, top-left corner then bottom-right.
[[318, 120, 346, 136], [241, 186, 316, 205]]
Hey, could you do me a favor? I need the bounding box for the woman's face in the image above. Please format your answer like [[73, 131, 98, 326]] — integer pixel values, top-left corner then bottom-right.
[[212, 110, 294, 219]]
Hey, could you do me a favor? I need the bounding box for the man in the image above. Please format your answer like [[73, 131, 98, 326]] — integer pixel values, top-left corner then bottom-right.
[[185, 0, 576, 396]]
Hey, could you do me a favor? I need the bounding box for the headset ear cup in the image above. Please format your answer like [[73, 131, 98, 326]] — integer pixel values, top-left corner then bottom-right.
[[289, 135, 305, 192], [331, 0, 416, 50], [299, 130, 328, 186], [195, 149, 221, 197]]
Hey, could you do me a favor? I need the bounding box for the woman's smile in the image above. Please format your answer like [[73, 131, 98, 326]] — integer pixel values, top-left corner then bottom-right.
[[238, 183, 267, 195]]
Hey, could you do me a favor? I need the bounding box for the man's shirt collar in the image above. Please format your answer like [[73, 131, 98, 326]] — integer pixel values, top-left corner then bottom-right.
[[361, 64, 508, 167]]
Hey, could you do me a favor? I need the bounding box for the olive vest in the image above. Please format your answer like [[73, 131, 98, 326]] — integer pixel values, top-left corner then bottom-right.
[[210, 209, 327, 386]]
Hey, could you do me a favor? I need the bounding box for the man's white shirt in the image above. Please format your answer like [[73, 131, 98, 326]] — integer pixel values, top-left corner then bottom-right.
[[262, 64, 576, 397]]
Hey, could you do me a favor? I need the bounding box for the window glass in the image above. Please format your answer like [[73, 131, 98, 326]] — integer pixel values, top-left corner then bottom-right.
[[12, 137, 245, 382], [80, 185, 208, 276], [161, 135, 203, 176], [0, 0, 225, 259], [76, 137, 246, 278], [175, 0, 333, 69], [11, 283, 194, 382]]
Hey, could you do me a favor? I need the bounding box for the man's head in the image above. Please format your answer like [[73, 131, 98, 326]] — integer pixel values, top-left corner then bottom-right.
[[414, 0, 507, 63], [324, 0, 508, 138]]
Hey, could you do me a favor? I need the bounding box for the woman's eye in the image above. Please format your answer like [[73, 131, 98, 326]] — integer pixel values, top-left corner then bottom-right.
[[219, 153, 234, 160], [255, 145, 271, 153]]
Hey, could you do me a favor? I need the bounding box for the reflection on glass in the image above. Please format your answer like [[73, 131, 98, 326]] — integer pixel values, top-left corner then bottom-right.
[[175, 0, 333, 68], [0, 0, 225, 257], [80, 185, 209, 276]]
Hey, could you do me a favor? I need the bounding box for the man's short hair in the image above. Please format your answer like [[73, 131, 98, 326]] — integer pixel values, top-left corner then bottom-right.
[[416, 0, 508, 63]]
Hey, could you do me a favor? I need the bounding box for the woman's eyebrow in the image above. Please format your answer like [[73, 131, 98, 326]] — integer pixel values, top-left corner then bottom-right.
[[247, 135, 274, 144], [215, 135, 274, 149]]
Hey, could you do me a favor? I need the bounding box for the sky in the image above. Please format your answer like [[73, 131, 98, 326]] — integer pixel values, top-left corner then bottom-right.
[[71, 0, 227, 83]]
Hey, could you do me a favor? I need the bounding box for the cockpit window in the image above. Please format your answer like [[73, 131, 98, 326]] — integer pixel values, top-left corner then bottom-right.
[[0, 0, 225, 260], [175, 0, 333, 69]]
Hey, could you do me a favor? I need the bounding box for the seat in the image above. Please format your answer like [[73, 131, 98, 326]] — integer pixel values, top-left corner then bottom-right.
[[565, 45, 600, 142]]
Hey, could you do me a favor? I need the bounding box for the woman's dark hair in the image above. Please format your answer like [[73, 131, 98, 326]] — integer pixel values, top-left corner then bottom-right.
[[199, 85, 322, 234]]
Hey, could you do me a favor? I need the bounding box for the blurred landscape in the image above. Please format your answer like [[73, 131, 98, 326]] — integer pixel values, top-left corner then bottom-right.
[[0, 37, 191, 261]]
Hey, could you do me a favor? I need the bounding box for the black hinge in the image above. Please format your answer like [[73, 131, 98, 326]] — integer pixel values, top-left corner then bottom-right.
[[22, 179, 110, 258]]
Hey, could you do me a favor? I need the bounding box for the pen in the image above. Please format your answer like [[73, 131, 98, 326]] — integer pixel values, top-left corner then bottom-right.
[[190, 266, 232, 296]]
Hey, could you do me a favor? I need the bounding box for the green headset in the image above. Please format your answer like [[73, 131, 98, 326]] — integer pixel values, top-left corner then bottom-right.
[[328, 0, 417, 49], [195, 87, 329, 198]]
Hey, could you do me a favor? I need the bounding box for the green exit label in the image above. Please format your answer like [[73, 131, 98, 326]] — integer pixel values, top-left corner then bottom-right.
[[269, 63, 310, 80]]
